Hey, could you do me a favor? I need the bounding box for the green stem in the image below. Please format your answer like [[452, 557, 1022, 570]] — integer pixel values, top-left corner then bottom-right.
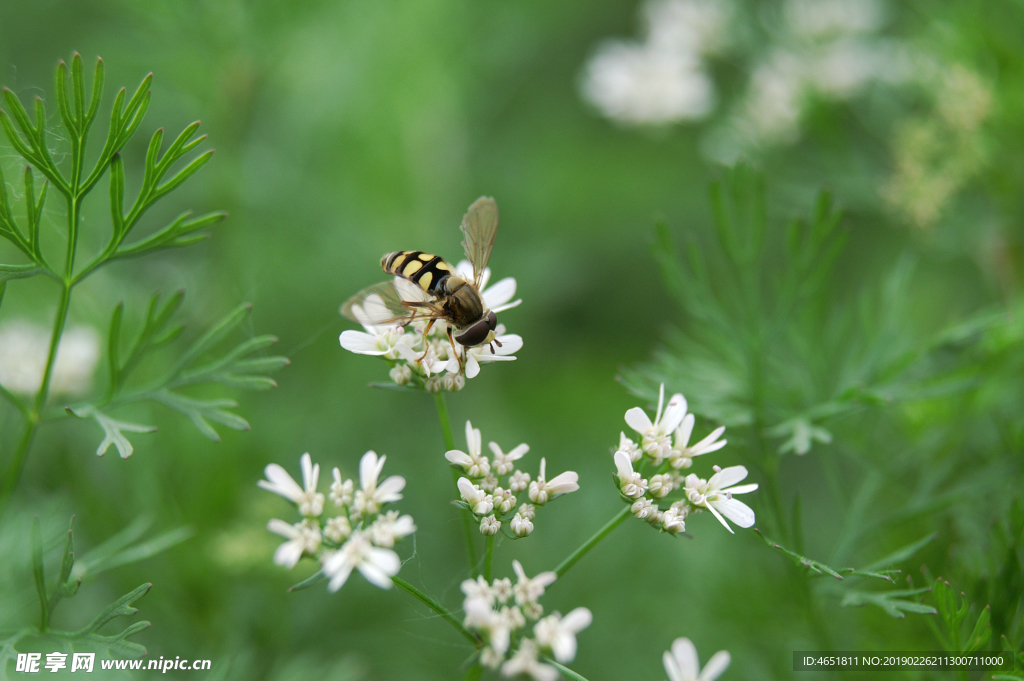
[[0, 282, 72, 510], [545, 658, 590, 680], [484, 534, 494, 581], [435, 391, 479, 575], [392, 576, 479, 646], [553, 506, 631, 578]]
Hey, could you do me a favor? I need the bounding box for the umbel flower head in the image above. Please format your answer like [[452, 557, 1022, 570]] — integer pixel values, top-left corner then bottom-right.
[[612, 384, 757, 536], [461, 560, 592, 680], [447, 421, 578, 538], [258, 451, 415, 591], [339, 261, 522, 390]]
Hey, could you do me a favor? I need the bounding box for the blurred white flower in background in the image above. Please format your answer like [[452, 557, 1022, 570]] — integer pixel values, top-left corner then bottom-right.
[[580, 0, 730, 125], [582, 44, 715, 125], [0, 321, 100, 396]]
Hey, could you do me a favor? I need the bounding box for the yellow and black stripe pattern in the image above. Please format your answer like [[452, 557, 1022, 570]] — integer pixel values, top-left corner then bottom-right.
[[381, 250, 454, 294]]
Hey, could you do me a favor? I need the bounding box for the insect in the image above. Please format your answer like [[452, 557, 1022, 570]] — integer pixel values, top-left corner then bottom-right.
[[341, 197, 503, 372]]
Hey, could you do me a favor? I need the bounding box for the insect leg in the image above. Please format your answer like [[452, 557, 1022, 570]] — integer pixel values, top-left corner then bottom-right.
[[447, 327, 464, 374], [417, 318, 437, 361]]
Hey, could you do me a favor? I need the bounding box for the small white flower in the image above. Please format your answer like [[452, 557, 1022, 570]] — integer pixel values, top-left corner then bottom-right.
[[370, 510, 416, 547], [267, 519, 321, 569], [501, 638, 559, 681], [684, 465, 758, 533], [352, 450, 406, 518], [663, 637, 730, 681], [338, 297, 409, 359], [443, 372, 465, 391], [613, 450, 648, 499], [464, 596, 512, 656], [528, 458, 579, 505], [323, 516, 352, 543], [480, 515, 501, 536], [446, 421, 491, 478], [534, 608, 592, 663], [493, 488, 517, 514], [625, 385, 688, 461], [424, 375, 443, 393], [661, 505, 688, 534], [489, 441, 529, 476], [0, 321, 101, 396], [511, 513, 534, 537], [670, 414, 726, 469], [462, 575, 495, 605], [458, 477, 494, 515], [480, 473, 500, 493], [330, 468, 354, 507], [389, 364, 412, 385], [631, 497, 656, 519], [518, 503, 536, 521], [321, 530, 400, 591], [649, 473, 676, 499], [512, 560, 557, 608], [618, 432, 643, 463], [492, 577, 513, 603], [258, 453, 326, 517], [509, 470, 531, 493]]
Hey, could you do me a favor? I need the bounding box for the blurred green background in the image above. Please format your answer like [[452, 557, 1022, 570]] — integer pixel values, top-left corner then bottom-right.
[[1, 0, 1022, 679]]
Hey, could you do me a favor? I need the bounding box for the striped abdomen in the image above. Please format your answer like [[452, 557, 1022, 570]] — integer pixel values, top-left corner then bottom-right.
[[381, 250, 454, 295]]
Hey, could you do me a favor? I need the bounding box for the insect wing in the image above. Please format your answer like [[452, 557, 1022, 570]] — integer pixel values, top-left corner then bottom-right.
[[460, 196, 499, 289], [341, 280, 417, 326]]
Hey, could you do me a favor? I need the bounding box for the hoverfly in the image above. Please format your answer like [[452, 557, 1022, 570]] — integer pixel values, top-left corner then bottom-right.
[[341, 197, 503, 373]]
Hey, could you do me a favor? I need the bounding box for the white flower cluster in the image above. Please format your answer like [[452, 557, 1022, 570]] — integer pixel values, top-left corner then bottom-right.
[[258, 452, 415, 591], [339, 262, 523, 391], [663, 637, 730, 681], [0, 320, 101, 396], [580, 0, 731, 125], [447, 421, 579, 538], [462, 560, 592, 680], [613, 385, 757, 535], [729, 0, 910, 147]]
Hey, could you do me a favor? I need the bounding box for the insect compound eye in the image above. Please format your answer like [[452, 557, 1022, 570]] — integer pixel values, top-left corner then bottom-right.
[[455, 311, 497, 347]]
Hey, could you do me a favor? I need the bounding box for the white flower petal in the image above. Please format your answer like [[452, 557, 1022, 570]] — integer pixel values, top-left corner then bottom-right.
[[546, 471, 580, 495], [339, 330, 390, 355], [624, 407, 653, 434], [375, 475, 406, 502], [705, 500, 735, 534], [446, 450, 474, 467], [725, 483, 758, 495], [712, 497, 755, 528], [700, 651, 731, 681], [660, 393, 688, 433], [676, 413, 695, 448], [358, 547, 400, 588], [670, 638, 700, 681], [708, 465, 748, 490], [613, 450, 634, 479], [482, 277, 517, 309], [258, 464, 304, 503], [464, 354, 481, 378], [273, 539, 304, 569]]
